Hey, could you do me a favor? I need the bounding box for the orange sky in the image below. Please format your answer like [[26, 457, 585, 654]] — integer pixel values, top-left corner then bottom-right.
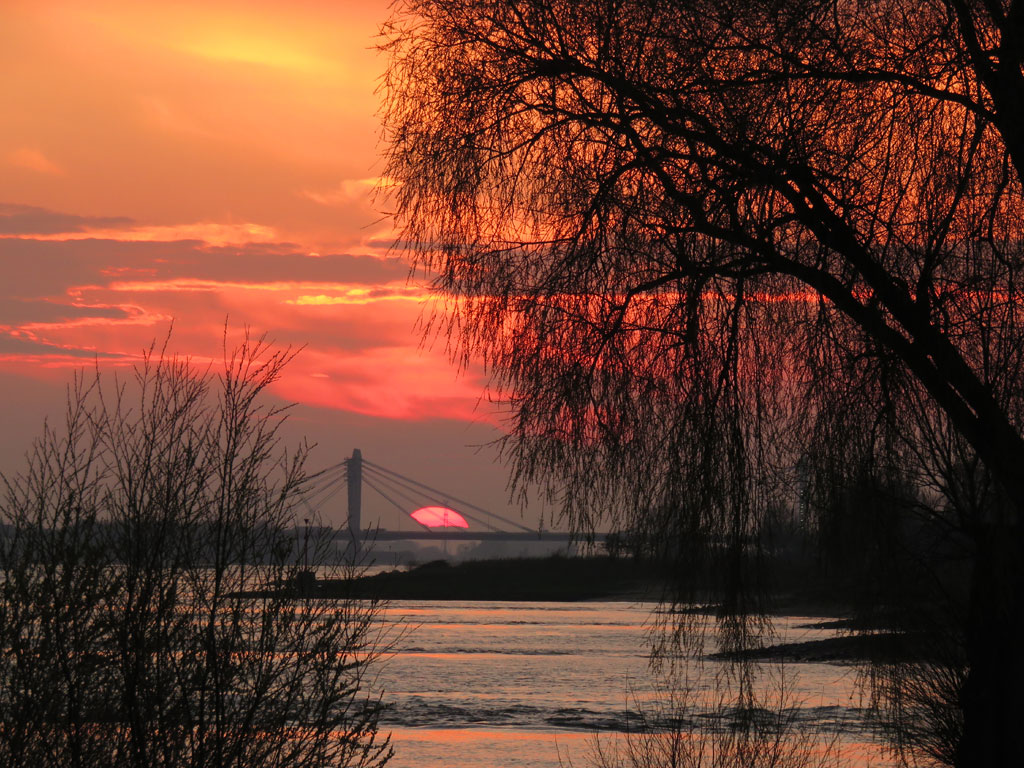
[[0, 0, 535, 531]]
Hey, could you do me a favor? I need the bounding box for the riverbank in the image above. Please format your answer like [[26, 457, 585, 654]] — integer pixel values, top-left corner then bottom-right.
[[285, 555, 920, 664], [318, 556, 855, 616], [321, 555, 666, 602], [708, 631, 913, 664]]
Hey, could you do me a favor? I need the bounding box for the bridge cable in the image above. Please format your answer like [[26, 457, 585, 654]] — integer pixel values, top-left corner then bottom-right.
[[363, 459, 532, 532], [361, 466, 434, 513], [304, 460, 349, 483], [361, 464, 500, 531], [302, 461, 346, 491], [362, 459, 534, 533], [295, 474, 350, 529], [298, 466, 348, 510], [307, 477, 347, 512], [361, 464, 502, 532], [362, 461, 518, 530], [361, 475, 432, 530]]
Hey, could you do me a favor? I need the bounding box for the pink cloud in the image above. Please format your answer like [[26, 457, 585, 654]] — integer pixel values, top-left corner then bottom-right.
[[275, 346, 492, 424], [0, 220, 493, 425], [0, 1, 535, 522]]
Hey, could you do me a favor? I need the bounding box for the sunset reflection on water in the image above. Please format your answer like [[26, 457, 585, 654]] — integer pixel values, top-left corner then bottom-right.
[[376, 601, 894, 768]]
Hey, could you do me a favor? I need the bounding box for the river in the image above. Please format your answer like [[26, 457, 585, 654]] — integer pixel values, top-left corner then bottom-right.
[[373, 600, 893, 767]]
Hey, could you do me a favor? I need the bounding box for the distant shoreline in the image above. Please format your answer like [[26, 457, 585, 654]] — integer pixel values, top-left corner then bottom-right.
[[326, 555, 667, 603], [306, 555, 856, 617], [318, 557, 904, 664]]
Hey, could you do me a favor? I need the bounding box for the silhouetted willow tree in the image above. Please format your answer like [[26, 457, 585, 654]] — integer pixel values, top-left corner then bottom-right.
[[0, 337, 392, 768], [380, 1, 1024, 765]]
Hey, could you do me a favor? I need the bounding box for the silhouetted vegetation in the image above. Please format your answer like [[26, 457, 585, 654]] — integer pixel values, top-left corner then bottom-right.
[[381, 1, 1024, 765], [322, 555, 663, 601], [0, 336, 392, 768]]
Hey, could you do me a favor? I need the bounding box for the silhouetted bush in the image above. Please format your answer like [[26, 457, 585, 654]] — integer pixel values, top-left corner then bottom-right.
[[0, 336, 392, 768]]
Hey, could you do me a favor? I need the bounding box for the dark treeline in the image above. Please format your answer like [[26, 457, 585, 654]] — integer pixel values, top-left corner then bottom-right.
[[0, 520, 344, 568]]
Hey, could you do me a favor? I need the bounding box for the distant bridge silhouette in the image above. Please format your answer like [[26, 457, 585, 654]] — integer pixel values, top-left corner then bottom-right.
[[302, 449, 605, 548]]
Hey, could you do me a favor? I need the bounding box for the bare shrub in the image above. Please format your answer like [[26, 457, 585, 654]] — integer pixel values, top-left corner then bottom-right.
[[0, 335, 393, 768]]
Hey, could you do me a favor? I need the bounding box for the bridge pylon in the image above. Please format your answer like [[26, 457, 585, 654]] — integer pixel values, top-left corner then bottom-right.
[[345, 448, 362, 552]]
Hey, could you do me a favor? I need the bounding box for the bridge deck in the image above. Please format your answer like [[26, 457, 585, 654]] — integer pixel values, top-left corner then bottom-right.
[[343, 530, 603, 542]]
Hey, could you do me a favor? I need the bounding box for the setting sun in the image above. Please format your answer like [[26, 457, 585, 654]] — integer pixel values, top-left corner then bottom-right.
[[410, 506, 469, 529]]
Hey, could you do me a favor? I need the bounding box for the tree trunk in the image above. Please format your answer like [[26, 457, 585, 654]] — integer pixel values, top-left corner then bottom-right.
[[956, 527, 1024, 766]]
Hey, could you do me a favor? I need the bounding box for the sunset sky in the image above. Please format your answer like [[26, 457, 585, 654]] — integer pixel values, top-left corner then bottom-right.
[[0, 0, 536, 531]]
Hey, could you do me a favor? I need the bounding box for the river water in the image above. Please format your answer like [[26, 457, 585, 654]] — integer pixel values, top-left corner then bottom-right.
[[373, 600, 893, 767]]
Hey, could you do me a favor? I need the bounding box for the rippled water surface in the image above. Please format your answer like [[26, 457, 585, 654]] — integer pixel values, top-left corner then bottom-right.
[[373, 600, 892, 767]]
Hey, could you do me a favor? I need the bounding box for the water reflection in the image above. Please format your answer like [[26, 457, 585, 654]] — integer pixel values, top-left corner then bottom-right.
[[374, 601, 893, 767]]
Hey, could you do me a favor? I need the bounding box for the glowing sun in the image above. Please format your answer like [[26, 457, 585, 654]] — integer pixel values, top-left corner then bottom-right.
[[410, 506, 469, 528]]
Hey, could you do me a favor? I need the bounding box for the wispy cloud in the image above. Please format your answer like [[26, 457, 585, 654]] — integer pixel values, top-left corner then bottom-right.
[[0, 203, 133, 235], [0, 1, 516, 513], [177, 35, 337, 74], [302, 177, 395, 208], [0, 332, 131, 361], [100, 278, 423, 299], [276, 347, 490, 424], [6, 148, 63, 175], [0, 211, 490, 424]]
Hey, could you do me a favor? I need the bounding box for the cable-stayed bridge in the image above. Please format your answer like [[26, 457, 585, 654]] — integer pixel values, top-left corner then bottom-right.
[[302, 449, 596, 547]]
